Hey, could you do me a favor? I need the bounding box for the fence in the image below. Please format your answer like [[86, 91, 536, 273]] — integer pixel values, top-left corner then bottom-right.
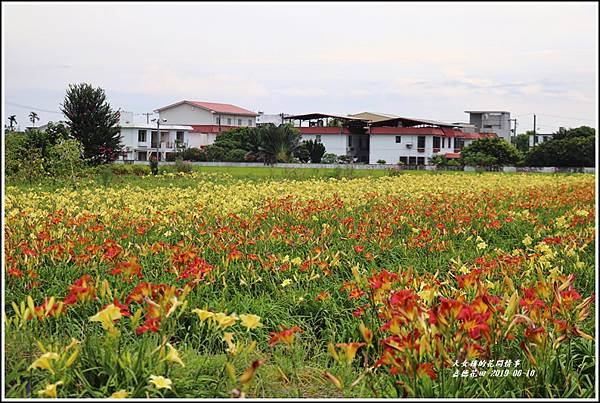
[[113, 160, 594, 174]]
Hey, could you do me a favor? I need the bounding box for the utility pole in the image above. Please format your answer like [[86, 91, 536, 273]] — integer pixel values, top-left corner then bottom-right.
[[142, 113, 153, 124], [533, 114, 537, 145]]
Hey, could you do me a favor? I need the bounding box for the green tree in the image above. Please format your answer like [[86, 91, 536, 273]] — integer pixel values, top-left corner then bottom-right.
[[524, 126, 595, 167], [460, 137, 521, 166], [462, 152, 498, 169], [61, 83, 121, 165], [28, 111, 39, 128], [257, 123, 301, 165], [294, 142, 311, 163], [512, 132, 530, 153], [303, 140, 326, 163], [47, 139, 85, 183], [8, 115, 17, 130]]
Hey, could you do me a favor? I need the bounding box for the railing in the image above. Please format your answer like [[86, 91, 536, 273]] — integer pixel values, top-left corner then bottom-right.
[[417, 147, 425, 153]]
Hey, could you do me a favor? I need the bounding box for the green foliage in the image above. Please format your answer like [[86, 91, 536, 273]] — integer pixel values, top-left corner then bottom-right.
[[321, 153, 338, 164], [225, 149, 248, 162], [462, 152, 498, 168], [304, 140, 326, 163], [294, 142, 311, 163], [552, 126, 595, 141], [512, 133, 531, 153], [376, 159, 387, 165], [337, 155, 352, 164], [257, 124, 302, 165], [429, 155, 448, 166], [46, 139, 85, 182], [205, 145, 228, 162], [61, 83, 121, 165], [174, 158, 194, 173], [460, 137, 522, 166], [28, 111, 39, 127], [525, 134, 595, 167]]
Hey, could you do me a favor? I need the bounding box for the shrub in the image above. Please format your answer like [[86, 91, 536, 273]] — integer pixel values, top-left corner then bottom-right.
[[525, 134, 595, 167], [377, 159, 387, 165], [174, 158, 194, 173], [225, 148, 248, 162], [304, 140, 326, 163], [460, 137, 521, 166], [321, 153, 338, 164], [337, 155, 352, 164], [205, 145, 227, 162], [131, 165, 150, 176]]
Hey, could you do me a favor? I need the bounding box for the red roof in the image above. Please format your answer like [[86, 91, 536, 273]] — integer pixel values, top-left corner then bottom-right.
[[155, 100, 257, 116], [369, 127, 495, 139]]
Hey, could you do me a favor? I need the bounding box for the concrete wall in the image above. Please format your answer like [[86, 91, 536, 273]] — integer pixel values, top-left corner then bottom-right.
[[113, 160, 595, 174], [300, 134, 347, 156], [159, 103, 256, 127], [369, 135, 457, 164]]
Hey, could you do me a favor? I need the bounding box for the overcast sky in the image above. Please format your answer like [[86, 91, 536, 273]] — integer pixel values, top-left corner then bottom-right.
[[3, 1, 598, 133]]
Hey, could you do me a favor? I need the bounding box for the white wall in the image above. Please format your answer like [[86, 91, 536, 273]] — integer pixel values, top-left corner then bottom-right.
[[159, 104, 214, 125], [300, 134, 347, 155], [369, 135, 457, 164], [159, 103, 256, 127]]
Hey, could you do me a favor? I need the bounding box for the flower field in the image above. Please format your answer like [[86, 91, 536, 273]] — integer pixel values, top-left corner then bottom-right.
[[3, 172, 596, 398]]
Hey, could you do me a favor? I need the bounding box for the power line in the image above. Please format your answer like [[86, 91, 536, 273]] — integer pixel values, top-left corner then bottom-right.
[[5, 101, 64, 114], [534, 113, 595, 122]]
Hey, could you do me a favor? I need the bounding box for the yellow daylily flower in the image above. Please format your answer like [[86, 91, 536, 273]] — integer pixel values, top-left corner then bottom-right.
[[290, 257, 302, 265], [89, 304, 122, 333], [37, 381, 63, 398], [213, 312, 238, 330], [149, 375, 172, 390], [192, 308, 214, 322], [28, 352, 60, 373], [239, 314, 263, 330], [162, 343, 185, 367], [223, 332, 238, 356], [280, 279, 292, 288], [110, 390, 130, 398]]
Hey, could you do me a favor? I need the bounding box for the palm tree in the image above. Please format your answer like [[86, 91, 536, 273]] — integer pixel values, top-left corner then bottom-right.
[[29, 111, 39, 128], [258, 123, 301, 165], [8, 115, 17, 131]]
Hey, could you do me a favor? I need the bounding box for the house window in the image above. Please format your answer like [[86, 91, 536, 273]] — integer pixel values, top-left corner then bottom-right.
[[448, 138, 453, 149], [315, 135, 322, 143], [238, 119, 242, 126], [395, 136, 401, 143], [433, 136, 441, 149], [417, 157, 425, 165], [176, 131, 184, 142], [248, 119, 253, 126], [409, 156, 417, 165], [417, 136, 426, 152], [483, 125, 494, 129], [138, 130, 147, 142], [227, 118, 232, 125], [137, 151, 147, 161], [442, 138, 445, 148], [399, 156, 408, 164], [348, 136, 352, 146], [454, 138, 465, 151]]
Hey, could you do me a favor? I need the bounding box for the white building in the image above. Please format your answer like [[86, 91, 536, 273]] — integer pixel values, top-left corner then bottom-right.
[[117, 111, 193, 161], [256, 112, 292, 126], [286, 112, 495, 165], [528, 132, 554, 148], [154, 100, 258, 146], [465, 110, 511, 142]]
